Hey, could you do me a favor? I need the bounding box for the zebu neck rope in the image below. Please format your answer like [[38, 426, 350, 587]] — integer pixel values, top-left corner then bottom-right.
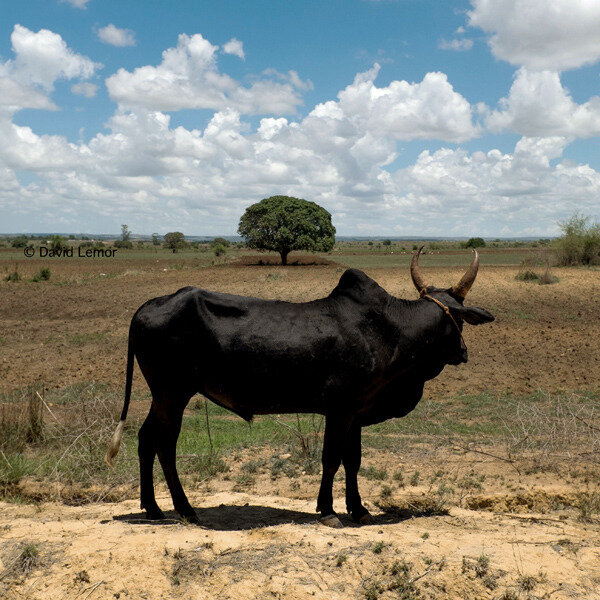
[[419, 289, 467, 348]]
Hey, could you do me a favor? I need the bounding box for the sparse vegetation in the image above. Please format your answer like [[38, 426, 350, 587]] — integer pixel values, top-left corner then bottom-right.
[[4, 266, 20, 282], [554, 212, 600, 265], [31, 267, 51, 282]]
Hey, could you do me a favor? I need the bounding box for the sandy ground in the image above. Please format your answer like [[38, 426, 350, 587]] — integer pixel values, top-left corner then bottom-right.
[[1, 486, 599, 600]]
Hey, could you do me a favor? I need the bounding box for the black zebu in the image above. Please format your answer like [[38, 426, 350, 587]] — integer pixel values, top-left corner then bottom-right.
[[106, 249, 494, 527]]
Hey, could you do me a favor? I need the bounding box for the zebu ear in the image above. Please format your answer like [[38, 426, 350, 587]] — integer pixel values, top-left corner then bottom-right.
[[451, 306, 495, 325]]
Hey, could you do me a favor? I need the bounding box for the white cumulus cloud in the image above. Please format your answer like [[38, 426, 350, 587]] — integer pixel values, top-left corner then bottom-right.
[[71, 82, 98, 98], [318, 64, 480, 143], [97, 24, 136, 47], [61, 0, 91, 8], [486, 68, 600, 137], [105, 33, 307, 115], [0, 25, 100, 115], [222, 38, 245, 60], [438, 38, 473, 52], [469, 0, 600, 70]]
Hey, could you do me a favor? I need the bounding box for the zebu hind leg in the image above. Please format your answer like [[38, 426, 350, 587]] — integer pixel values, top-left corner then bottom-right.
[[138, 410, 164, 519], [153, 392, 198, 523]]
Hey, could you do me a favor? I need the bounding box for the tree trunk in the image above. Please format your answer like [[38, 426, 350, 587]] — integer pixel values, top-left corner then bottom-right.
[[280, 250, 289, 265]]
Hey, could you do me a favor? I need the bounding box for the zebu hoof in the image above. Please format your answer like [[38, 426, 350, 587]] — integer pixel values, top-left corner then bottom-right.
[[350, 509, 374, 525], [145, 507, 166, 520], [178, 511, 200, 525], [358, 512, 374, 525], [320, 513, 343, 528]]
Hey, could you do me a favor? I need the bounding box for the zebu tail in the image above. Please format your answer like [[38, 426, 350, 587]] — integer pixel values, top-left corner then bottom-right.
[[105, 322, 135, 466]]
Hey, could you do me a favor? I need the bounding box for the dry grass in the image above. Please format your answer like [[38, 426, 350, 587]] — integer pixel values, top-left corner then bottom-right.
[[0, 384, 138, 503]]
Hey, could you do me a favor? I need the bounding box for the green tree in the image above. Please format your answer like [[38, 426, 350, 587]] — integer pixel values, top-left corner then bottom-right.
[[383, 239, 391, 246], [121, 224, 131, 242], [465, 237, 486, 248], [163, 231, 187, 253], [49, 235, 68, 251], [554, 213, 600, 265], [212, 237, 230, 248], [151, 233, 161, 246], [238, 195, 336, 265], [11, 235, 28, 248]]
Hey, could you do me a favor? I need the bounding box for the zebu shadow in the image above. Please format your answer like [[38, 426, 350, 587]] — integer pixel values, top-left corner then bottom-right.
[[110, 503, 434, 530], [112, 504, 317, 530]]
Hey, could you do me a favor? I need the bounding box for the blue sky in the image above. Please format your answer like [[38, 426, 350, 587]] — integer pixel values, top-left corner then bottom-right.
[[0, 0, 599, 236]]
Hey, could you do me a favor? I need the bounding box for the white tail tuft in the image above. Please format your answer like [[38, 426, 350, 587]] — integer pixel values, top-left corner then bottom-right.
[[104, 420, 125, 466]]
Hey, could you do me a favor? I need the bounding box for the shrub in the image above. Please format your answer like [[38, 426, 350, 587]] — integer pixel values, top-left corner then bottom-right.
[[213, 243, 227, 257], [515, 270, 540, 282], [554, 213, 600, 265], [113, 240, 133, 249], [11, 235, 28, 248], [31, 268, 51, 282], [539, 267, 559, 285], [49, 235, 68, 251], [212, 237, 230, 248]]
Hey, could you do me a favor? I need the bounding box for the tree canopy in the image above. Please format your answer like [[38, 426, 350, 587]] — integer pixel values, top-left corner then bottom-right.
[[163, 231, 187, 253], [465, 237, 486, 248], [238, 195, 336, 265]]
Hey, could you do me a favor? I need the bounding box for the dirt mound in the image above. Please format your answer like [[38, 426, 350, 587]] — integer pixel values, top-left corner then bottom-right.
[[466, 490, 581, 513], [233, 254, 335, 266]]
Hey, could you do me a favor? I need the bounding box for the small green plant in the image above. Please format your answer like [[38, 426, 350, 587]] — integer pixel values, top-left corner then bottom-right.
[[361, 465, 388, 481], [518, 574, 537, 592], [515, 269, 540, 282], [234, 473, 255, 489], [335, 553, 348, 567], [409, 471, 421, 486], [372, 541, 385, 554], [73, 570, 90, 584], [380, 485, 393, 500], [363, 581, 383, 600], [475, 554, 490, 577], [192, 454, 228, 480], [31, 268, 51, 282], [16, 543, 40, 575], [393, 469, 404, 487], [4, 266, 21, 282]]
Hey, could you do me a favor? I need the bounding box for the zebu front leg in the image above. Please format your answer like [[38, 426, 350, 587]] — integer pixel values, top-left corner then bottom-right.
[[343, 424, 373, 524], [316, 415, 352, 528]]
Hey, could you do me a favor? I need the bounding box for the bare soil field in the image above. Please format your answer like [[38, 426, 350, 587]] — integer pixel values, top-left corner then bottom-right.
[[1, 256, 599, 394], [1, 253, 599, 599]]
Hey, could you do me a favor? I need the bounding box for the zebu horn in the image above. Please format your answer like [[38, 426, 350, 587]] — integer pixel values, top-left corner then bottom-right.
[[410, 246, 428, 294], [452, 250, 479, 299]]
